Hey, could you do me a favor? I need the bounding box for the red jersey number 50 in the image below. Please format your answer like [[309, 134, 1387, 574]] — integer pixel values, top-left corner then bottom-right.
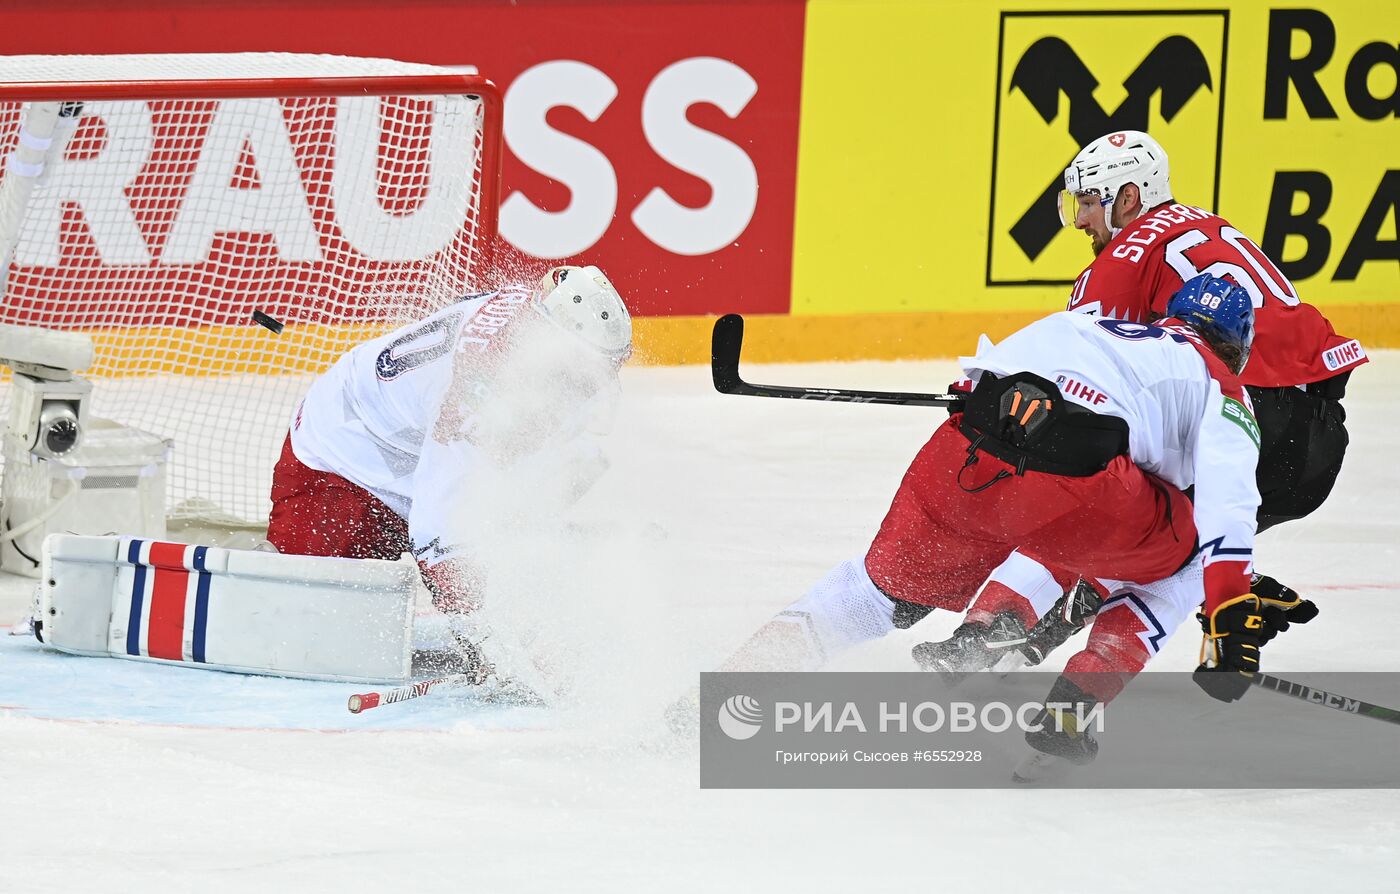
[[1164, 227, 1299, 307]]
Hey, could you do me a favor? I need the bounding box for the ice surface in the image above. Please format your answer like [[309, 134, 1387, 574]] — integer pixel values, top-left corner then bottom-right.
[[1, 354, 1397, 891]]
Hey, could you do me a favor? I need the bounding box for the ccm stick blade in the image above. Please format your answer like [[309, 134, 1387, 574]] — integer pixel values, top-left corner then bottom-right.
[[1250, 672, 1400, 726], [710, 313, 958, 407]]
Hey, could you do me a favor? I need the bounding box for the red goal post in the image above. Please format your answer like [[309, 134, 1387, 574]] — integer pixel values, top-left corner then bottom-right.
[[0, 54, 503, 527]]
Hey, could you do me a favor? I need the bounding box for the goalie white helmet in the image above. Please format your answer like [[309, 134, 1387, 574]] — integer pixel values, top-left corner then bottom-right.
[[533, 265, 633, 362], [1059, 130, 1172, 230]]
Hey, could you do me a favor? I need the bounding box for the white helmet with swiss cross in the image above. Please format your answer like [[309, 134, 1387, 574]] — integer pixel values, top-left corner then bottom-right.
[[1059, 130, 1172, 231]]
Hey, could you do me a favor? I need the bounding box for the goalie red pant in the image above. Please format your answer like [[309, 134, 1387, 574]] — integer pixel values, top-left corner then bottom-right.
[[862, 416, 1196, 614], [266, 435, 410, 561], [267, 435, 478, 612]]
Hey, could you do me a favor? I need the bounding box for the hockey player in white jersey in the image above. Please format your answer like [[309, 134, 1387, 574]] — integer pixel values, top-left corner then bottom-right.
[[722, 275, 1307, 763], [265, 266, 632, 617], [938, 129, 1344, 685]]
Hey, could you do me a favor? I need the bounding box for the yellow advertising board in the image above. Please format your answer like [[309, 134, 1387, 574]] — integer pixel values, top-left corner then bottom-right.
[[768, 0, 1398, 361]]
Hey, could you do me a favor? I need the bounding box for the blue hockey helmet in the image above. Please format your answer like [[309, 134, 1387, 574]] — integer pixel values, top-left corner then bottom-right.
[[1165, 273, 1255, 374]]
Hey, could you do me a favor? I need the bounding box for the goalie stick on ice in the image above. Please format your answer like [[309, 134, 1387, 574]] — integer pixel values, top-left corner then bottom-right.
[[347, 674, 474, 714]]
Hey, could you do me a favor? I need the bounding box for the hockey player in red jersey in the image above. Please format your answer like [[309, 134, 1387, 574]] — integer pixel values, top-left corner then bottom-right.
[[1061, 129, 1363, 528], [721, 277, 1303, 746], [931, 130, 1358, 676], [265, 266, 632, 615]]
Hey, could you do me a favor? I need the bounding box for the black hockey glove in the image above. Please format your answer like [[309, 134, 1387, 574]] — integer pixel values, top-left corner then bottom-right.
[[1193, 594, 1266, 703], [1251, 573, 1319, 644], [945, 377, 974, 416]]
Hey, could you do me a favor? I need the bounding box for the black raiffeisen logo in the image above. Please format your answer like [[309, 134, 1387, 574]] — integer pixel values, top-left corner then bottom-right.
[[1008, 35, 1213, 259], [986, 11, 1229, 286]]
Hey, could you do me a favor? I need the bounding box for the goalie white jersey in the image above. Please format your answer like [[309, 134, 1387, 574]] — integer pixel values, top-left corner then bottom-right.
[[287, 287, 610, 569], [963, 311, 1260, 600]]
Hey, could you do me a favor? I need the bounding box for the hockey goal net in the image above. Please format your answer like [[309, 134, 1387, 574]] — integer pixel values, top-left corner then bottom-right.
[[0, 54, 502, 527]]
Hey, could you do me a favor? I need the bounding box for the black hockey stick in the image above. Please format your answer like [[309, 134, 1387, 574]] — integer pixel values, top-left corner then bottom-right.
[[711, 313, 958, 407], [1250, 672, 1400, 726]]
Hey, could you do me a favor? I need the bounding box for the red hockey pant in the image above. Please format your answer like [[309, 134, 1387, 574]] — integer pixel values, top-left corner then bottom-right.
[[864, 417, 1196, 611], [266, 435, 411, 561]]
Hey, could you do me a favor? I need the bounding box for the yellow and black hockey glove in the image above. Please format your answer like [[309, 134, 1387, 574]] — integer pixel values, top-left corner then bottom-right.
[[1193, 594, 1266, 703], [1251, 574, 1319, 644]]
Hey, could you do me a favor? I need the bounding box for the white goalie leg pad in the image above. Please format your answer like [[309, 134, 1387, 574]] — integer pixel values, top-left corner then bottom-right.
[[774, 558, 897, 666], [39, 534, 416, 683]]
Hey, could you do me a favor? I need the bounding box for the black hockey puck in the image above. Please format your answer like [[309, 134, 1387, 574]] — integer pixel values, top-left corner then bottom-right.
[[252, 310, 284, 334]]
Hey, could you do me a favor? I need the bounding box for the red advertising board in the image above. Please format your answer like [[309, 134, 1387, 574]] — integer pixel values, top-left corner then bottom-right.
[[0, 0, 806, 316]]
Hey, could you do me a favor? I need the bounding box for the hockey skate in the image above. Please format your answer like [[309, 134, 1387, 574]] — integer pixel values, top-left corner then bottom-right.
[[412, 637, 494, 685], [1012, 712, 1100, 783], [411, 616, 552, 706], [664, 688, 701, 739], [1011, 750, 1079, 784], [1012, 683, 1101, 783], [911, 612, 1029, 683]]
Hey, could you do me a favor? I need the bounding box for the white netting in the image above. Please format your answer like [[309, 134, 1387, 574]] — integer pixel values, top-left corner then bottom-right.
[[0, 54, 495, 526], [0, 53, 472, 84]]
